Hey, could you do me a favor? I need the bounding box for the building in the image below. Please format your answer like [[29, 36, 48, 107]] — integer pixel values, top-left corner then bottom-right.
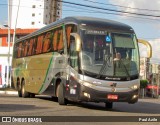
[[140, 57, 150, 79], [44, 0, 62, 24], [0, 28, 37, 88], [9, 0, 62, 29]]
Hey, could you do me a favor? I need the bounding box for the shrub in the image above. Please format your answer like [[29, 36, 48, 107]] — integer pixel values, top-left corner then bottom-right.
[[140, 79, 148, 88]]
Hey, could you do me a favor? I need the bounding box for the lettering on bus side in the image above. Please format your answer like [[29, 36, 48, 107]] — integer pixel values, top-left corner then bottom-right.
[[17, 42, 23, 58], [36, 34, 44, 54], [28, 38, 36, 56], [52, 27, 64, 52], [43, 32, 52, 53], [14, 24, 77, 59]]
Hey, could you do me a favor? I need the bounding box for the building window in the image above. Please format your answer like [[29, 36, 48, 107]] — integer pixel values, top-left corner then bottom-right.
[[32, 13, 35, 17], [32, 5, 36, 8], [31, 22, 35, 25]]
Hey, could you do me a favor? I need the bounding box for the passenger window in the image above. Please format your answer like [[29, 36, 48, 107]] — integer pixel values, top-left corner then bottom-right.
[[28, 39, 33, 56], [23, 40, 29, 57], [36, 34, 44, 54], [57, 29, 63, 51], [17, 42, 22, 58], [52, 27, 64, 52], [52, 30, 58, 51], [65, 24, 77, 52], [43, 32, 52, 53]]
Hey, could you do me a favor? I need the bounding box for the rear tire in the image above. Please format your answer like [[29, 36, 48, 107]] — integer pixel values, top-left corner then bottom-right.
[[21, 80, 29, 98], [105, 102, 113, 109], [57, 83, 68, 105], [30, 93, 35, 98], [17, 80, 22, 97], [18, 90, 22, 97]]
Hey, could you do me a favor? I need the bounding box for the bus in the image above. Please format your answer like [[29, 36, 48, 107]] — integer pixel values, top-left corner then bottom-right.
[[12, 17, 140, 109]]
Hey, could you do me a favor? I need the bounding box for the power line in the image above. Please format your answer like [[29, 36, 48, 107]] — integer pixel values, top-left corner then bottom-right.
[[82, 0, 160, 12], [58, 0, 160, 18], [1, 1, 160, 19], [63, 5, 160, 21]]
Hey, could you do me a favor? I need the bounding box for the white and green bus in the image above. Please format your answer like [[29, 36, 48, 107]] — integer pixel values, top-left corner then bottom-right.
[[12, 17, 140, 109]]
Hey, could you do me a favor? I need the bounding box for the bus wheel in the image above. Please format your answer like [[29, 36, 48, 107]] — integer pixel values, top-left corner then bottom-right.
[[57, 83, 68, 105], [30, 93, 35, 98], [21, 80, 29, 98], [105, 102, 113, 109], [18, 90, 22, 97], [17, 80, 22, 97]]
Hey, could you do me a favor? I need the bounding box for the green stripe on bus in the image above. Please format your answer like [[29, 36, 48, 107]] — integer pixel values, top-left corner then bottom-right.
[[38, 53, 54, 93]]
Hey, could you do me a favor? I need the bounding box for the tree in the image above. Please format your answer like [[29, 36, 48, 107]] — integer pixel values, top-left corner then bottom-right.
[[140, 79, 148, 88], [140, 79, 148, 98]]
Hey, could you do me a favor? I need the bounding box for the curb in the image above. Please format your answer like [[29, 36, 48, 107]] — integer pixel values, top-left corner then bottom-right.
[[0, 90, 18, 95]]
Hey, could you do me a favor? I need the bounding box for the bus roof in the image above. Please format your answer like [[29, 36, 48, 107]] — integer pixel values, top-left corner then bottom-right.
[[15, 16, 134, 43]]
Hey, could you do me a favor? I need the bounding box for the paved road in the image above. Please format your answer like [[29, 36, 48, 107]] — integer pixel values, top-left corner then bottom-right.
[[0, 94, 159, 125]]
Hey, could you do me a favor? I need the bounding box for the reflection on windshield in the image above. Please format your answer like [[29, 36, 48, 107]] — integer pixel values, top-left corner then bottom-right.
[[82, 32, 113, 77], [112, 33, 139, 78], [81, 30, 139, 79]]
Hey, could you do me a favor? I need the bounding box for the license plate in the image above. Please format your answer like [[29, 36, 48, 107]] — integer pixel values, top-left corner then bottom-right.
[[107, 94, 118, 100]]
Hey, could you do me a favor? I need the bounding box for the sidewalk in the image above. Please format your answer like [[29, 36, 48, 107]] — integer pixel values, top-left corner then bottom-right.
[[0, 88, 18, 95]]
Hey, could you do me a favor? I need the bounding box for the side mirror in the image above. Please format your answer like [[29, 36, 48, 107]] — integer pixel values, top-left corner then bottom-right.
[[138, 39, 152, 58], [70, 33, 81, 52]]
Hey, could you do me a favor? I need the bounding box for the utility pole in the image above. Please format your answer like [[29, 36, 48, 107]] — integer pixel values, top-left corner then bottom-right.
[[5, 0, 11, 88]]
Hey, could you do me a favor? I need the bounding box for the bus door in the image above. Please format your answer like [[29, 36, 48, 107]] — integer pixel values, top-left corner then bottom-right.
[[66, 35, 80, 100]]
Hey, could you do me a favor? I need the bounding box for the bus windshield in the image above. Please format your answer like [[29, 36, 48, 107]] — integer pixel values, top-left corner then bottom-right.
[[80, 29, 139, 79]]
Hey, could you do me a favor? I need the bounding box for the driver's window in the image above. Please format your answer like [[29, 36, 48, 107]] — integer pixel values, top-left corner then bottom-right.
[[69, 36, 78, 71]]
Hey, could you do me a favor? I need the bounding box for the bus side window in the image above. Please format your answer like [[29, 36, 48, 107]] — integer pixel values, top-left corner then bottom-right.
[[28, 38, 34, 56], [43, 32, 52, 53], [57, 28, 64, 52], [17, 42, 22, 58], [65, 24, 77, 51], [21, 42, 25, 57], [23, 40, 29, 57], [32, 37, 37, 55], [14, 44, 18, 58], [52, 30, 58, 51], [36, 34, 44, 54], [65, 26, 72, 49]]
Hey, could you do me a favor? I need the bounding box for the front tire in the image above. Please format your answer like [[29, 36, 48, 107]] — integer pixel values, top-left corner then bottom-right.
[[57, 83, 68, 105], [21, 80, 29, 98]]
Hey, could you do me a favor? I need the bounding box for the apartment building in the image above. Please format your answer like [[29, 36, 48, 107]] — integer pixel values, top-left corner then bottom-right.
[[9, 0, 62, 29]]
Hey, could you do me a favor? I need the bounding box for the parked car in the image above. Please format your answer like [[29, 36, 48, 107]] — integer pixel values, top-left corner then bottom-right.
[[146, 84, 160, 98]]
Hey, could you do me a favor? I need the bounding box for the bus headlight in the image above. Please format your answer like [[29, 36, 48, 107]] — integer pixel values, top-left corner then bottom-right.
[[131, 85, 139, 90], [79, 80, 93, 87]]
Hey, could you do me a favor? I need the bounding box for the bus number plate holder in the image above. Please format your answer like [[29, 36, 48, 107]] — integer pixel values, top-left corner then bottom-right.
[[107, 94, 118, 100]]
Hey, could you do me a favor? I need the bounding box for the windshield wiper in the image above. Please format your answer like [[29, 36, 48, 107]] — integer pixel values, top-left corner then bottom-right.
[[96, 55, 111, 79], [114, 59, 131, 80]]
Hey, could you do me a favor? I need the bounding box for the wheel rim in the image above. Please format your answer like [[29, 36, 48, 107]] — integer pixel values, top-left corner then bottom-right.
[[56, 84, 60, 97]]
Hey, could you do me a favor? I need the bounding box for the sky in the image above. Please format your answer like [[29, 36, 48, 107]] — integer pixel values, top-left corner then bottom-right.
[[0, 0, 160, 63]]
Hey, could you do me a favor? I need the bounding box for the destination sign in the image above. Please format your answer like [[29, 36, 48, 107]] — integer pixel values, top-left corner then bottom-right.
[[85, 30, 108, 35]]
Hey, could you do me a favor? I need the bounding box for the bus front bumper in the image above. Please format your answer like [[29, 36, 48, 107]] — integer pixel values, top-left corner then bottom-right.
[[78, 85, 139, 104]]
